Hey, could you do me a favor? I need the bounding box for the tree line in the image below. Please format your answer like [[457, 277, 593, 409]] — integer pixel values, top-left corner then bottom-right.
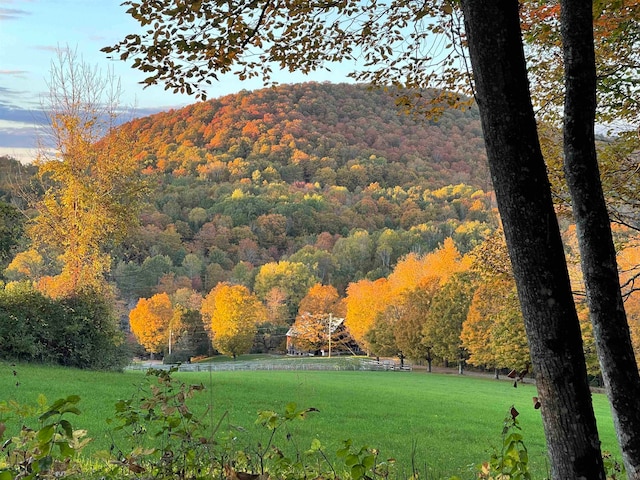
[[125, 227, 640, 385]]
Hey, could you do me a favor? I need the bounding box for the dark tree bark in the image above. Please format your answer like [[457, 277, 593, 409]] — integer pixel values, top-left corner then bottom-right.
[[561, 1, 640, 476], [459, 1, 605, 478]]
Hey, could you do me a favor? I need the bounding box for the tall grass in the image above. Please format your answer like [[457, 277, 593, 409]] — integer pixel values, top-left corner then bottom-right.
[[0, 361, 620, 478]]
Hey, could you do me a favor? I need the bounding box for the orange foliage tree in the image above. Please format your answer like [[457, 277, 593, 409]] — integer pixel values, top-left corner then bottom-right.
[[616, 237, 640, 369], [201, 283, 266, 358], [4, 249, 46, 282], [394, 238, 472, 362], [129, 292, 182, 354], [420, 237, 472, 286], [350, 238, 474, 360], [344, 277, 391, 352]]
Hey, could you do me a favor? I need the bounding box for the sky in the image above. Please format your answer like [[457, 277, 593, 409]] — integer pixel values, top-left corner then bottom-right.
[[0, 0, 355, 162]]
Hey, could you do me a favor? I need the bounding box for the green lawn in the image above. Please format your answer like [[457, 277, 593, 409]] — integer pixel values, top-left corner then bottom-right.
[[0, 361, 621, 479]]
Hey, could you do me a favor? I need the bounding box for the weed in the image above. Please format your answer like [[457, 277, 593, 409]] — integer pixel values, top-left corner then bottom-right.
[[106, 366, 213, 478], [0, 394, 90, 479], [478, 406, 531, 480]]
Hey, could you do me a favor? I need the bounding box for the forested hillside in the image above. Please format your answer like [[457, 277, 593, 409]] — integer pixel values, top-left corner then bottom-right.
[[123, 82, 489, 188], [110, 83, 495, 303]]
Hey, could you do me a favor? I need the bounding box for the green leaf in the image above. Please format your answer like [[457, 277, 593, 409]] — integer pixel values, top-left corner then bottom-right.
[[285, 402, 297, 412], [48, 397, 69, 411], [60, 419, 73, 438], [351, 464, 365, 480], [309, 438, 322, 452], [345, 453, 359, 467], [362, 453, 375, 469], [61, 406, 81, 416], [57, 440, 75, 458], [256, 410, 279, 429], [336, 438, 352, 457], [38, 455, 53, 472], [0, 470, 15, 480], [37, 424, 55, 443]]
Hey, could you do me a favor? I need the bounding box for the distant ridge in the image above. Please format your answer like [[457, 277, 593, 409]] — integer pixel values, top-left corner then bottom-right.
[[121, 82, 489, 190]]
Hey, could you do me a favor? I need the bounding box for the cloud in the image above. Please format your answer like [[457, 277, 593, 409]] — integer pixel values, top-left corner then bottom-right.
[[0, 7, 30, 21], [0, 102, 176, 150], [0, 147, 40, 164], [0, 100, 46, 126], [0, 121, 42, 149], [0, 70, 28, 77], [32, 44, 58, 53], [128, 105, 187, 118]]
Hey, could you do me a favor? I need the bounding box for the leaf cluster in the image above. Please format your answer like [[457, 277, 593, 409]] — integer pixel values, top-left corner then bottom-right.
[[0, 394, 89, 479], [103, 1, 469, 112]]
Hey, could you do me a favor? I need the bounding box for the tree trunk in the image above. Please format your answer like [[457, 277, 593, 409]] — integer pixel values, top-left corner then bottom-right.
[[459, 1, 605, 478], [561, 1, 640, 476]]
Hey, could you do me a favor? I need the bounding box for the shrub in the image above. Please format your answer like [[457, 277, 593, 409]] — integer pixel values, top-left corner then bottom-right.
[[0, 284, 127, 370]]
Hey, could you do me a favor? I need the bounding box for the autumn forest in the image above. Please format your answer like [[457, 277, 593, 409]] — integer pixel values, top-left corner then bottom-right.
[[0, 82, 638, 378]]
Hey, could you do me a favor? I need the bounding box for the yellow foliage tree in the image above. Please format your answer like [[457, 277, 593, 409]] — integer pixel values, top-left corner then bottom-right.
[[263, 287, 290, 326], [422, 271, 476, 367], [464, 233, 529, 373], [129, 292, 182, 354], [627, 291, 640, 370], [461, 278, 508, 370], [253, 261, 317, 319], [462, 277, 530, 374], [201, 282, 266, 358], [4, 249, 46, 282], [490, 285, 530, 373], [28, 47, 147, 297], [394, 277, 441, 362]]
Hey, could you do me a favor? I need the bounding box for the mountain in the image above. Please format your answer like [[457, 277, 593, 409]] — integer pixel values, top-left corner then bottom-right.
[[122, 82, 489, 190]]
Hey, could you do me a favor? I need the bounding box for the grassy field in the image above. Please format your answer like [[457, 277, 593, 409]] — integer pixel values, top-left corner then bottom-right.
[[0, 360, 622, 479]]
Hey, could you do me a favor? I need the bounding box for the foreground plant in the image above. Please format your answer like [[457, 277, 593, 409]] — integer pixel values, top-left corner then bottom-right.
[[107, 366, 212, 479], [0, 394, 90, 479], [477, 406, 530, 480]]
